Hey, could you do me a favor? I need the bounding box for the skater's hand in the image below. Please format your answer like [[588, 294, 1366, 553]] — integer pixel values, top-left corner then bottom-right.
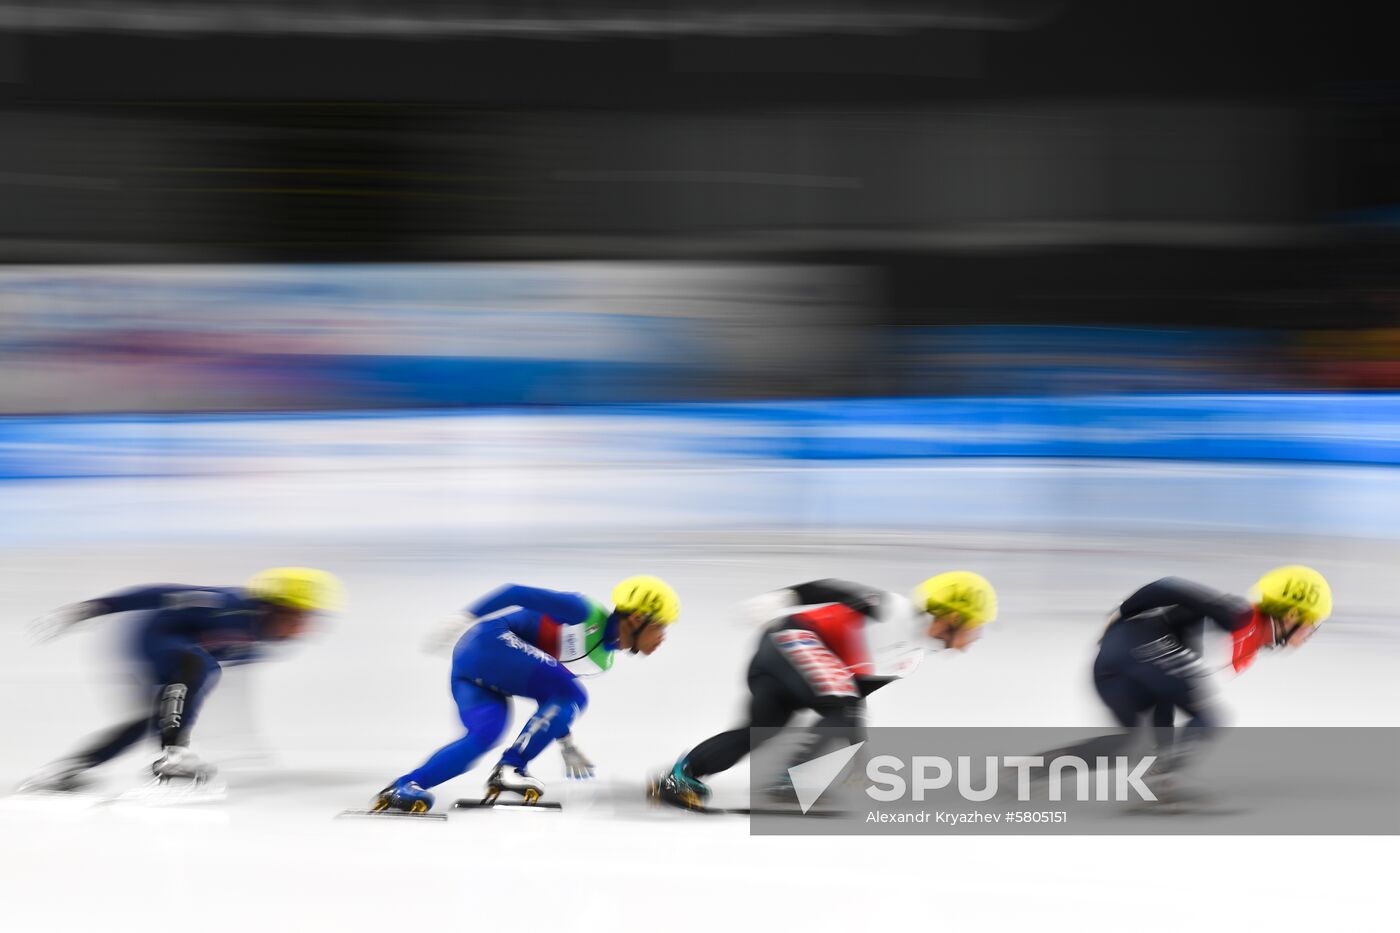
[[558, 736, 595, 780], [422, 611, 477, 656], [27, 601, 103, 644]]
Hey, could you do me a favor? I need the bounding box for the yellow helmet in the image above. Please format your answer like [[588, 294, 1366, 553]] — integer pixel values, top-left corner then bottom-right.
[[1248, 565, 1331, 626], [914, 571, 998, 628], [247, 567, 344, 612], [612, 575, 680, 625]]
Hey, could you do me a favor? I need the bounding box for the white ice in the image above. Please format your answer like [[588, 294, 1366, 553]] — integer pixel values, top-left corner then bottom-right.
[[1, 455, 1396, 931]]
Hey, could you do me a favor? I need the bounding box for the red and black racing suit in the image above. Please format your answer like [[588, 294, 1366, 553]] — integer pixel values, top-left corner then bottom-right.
[[683, 579, 891, 781]]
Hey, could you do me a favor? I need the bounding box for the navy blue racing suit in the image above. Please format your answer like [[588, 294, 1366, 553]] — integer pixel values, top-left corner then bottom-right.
[[1095, 577, 1252, 730], [1027, 577, 1255, 782], [57, 584, 272, 769]]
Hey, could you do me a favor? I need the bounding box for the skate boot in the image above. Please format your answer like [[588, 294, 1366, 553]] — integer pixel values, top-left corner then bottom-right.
[[371, 780, 435, 814], [484, 764, 545, 805], [17, 758, 90, 794], [152, 746, 216, 784], [647, 760, 711, 811]]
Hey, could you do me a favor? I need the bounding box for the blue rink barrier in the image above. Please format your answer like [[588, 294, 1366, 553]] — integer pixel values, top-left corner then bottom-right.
[[2, 394, 1400, 480], [658, 394, 1400, 464]]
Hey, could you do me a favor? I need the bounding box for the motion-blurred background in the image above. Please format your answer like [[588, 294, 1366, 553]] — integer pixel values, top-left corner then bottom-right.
[[0, 1, 1395, 418]]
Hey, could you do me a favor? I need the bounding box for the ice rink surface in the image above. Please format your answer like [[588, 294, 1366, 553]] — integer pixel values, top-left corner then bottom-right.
[[2, 459, 1397, 931]]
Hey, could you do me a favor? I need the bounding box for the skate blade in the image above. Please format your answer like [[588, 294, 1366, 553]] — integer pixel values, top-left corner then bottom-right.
[[337, 809, 448, 822], [453, 798, 562, 811], [112, 777, 228, 807]]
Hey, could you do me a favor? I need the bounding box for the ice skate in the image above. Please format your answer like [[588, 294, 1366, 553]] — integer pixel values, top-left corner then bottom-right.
[[152, 746, 217, 783], [484, 764, 545, 805], [371, 780, 436, 814], [104, 749, 226, 806], [647, 761, 711, 811]]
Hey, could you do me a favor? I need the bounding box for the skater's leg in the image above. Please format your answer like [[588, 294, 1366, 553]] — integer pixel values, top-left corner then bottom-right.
[[651, 668, 803, 809], [21, 712, 154, 791], [395, 681, 511, 790], [371, 680, 511, 811], [755, 626, 865, 778], [786, 693, 867, 771], [687, 626, 855, 781], [1123, 650, 1221, 776], [68, 717, 155, 769], [1014, 649, 1157, 789], [139, 648, 224, 782], [23, 670, 162, 789], [1025, 656, 1213, 790], [684, 672, 799, 779], [153, 648, 221, 749], [444, 622, 584, 773], [652, 628, 826, 810], [681, 731, 750, 781], [498, 663, 587, 770]]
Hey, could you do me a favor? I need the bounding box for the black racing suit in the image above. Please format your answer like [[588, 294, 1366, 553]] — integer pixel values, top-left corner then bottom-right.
[[1095, 577, 1252, 729], [683, 579, 891, 781], [1033, 577, 1254, 775]]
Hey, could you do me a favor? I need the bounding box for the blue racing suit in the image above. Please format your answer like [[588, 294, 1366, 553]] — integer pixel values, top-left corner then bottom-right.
[[394, 584, 618, 790]]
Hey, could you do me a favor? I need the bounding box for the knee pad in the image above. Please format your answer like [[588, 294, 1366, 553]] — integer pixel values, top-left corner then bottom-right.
[[158, 683, 189, 735]]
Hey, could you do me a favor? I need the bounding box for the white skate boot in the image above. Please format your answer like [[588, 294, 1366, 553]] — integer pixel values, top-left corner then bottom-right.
[[152, 747, 217, 783], [484, 764, 545, 805], [113, 747, 225, 806]]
